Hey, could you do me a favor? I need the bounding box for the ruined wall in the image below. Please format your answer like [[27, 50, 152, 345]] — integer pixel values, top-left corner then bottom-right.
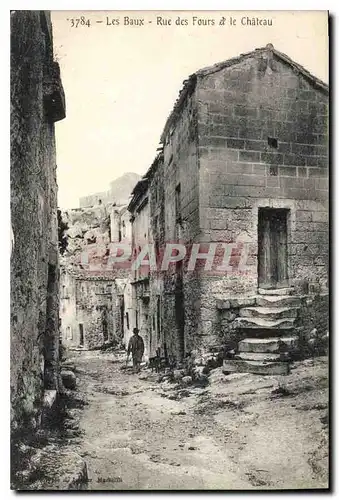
[[148, 157, 166, 358], [62, 205, 111, 262], [79, 172, 141, 208], [120, 208, 132, 243], [131, 195, 149, 282], [59, 201, 132, 351], [11, 11, 65, 430], [217, 297, 257, 352], [110, 205, 132, 244], [195, 50, 328, 347], [75, 279, 118, 349], [297, 293, 329, 354], [79, 191, 108, 208]]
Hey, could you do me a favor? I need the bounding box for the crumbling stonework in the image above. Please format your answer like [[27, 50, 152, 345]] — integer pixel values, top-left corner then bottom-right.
[[79, 172, 141, 208], [75, 276, 118, 349], [59, 201, 132, 350], [11, 11, 65, 432], [297, 293, 329, 356], [128, 180, 152, 358], [60, 269, 120, 350]]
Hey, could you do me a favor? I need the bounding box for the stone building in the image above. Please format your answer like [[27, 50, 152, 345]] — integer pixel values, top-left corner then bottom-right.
[[11, 11, 66, 431], [59, 200, 133, 350], [129, 45, 329, 371], [128, 179, 152, 359]]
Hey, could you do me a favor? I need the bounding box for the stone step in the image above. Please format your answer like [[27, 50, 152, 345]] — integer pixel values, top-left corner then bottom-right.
[[255, 295, 304, 308], [223, 359, 290, 376], [258, 287, 294, 296], [239, 306, 299, 320], [236, 351, 290, 362], [239, 337, 299, 353], [234, 316, 295, 330]]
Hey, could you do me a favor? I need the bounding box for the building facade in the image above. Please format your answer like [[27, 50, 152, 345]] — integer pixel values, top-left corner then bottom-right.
[[128, 44, 329, 367], [59, 201, 132, 350], [128, 179, 152, 359], [11, 11, 66, 431]]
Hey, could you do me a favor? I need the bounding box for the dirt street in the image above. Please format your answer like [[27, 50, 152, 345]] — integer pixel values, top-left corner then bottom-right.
[[65, 351, 328, 491]]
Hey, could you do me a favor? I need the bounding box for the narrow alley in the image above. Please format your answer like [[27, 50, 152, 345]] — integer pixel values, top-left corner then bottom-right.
[[60, 350, 328, 491]]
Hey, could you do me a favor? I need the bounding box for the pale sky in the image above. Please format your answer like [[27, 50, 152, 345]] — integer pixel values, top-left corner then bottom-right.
[[52, 10, 328, 209]]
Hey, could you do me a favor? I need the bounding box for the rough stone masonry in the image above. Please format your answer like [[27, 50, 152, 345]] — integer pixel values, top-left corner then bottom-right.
[[11, 11, 66, 434]]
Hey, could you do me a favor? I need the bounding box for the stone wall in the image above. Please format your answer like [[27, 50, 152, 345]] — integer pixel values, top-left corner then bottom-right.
[[131, 47, 328, 363], [76, 279, 119, 349], [217, 296, 257, 351], [59, 200, 132, 350], [148, 156, 166, 358], [194, 50, 328, 347], [161, 90, 201, 360], [116, 279, 133, 349], [11, 11, 65, 431], [60, 270, 125, 350], [129, 183, 151, 358], [138, 89, 202, 361], [79, 172, 141, 208], [297, 293, 329, 356], [110, 206, 131, 244], [62, 205, 111, 262]]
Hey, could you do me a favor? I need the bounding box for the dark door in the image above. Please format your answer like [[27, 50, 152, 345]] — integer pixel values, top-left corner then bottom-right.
[[79, 323, 84, 346], [120, 298, 125, 338], [258, 208, 289, 289], [102, 308, 108, 342]]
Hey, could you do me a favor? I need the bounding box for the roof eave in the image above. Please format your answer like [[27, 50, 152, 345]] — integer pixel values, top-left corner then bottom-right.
[[160, 74, 197, 143], [159, 47, 328, 146]]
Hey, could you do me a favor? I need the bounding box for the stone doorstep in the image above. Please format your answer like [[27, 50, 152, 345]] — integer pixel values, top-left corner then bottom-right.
[[255, 295, 306, 308], [258, 287, 294, 296], [222, 358, 290, 376], [234, 316, 295, 329], [239, 306, 299, 320], [238, 337, 299, 353], [236, 352, 290, 362]]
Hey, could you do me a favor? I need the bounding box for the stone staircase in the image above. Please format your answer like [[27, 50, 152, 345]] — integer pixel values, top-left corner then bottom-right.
[[223, 288, 304, 376]]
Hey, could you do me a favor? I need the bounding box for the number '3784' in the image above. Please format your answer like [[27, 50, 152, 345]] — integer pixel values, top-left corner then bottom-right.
[[68, 16, 91, 27]]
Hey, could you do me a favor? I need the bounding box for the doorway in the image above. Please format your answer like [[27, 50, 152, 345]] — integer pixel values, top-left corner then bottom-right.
[[258, 208, 289, 289], [79, 323, 84, 346], [175, 261, 185, 361], [102, 308, 108, 342]]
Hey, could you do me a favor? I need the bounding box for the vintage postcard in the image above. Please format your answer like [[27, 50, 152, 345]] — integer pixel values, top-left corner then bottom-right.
[[10, 10, 329, 491]]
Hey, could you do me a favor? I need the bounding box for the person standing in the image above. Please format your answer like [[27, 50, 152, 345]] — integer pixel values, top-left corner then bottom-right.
[[127, 328, 145, 373]]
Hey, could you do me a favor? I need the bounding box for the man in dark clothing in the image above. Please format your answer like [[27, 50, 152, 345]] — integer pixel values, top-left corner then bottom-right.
[[127, 328, 145, 373]]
